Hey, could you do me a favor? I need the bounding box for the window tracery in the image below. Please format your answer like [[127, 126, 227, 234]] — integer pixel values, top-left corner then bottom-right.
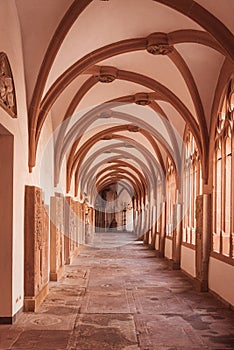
[[213, 79, 234, 259], [183, 129, 202, 245], [166, 157, 176, 237]]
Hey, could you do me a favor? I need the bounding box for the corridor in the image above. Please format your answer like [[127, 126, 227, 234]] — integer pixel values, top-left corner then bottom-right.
[[1, 236, 234, 350]]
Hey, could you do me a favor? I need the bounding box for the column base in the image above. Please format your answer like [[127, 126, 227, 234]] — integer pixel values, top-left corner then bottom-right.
[[24, 283, 49, 312], [50, 265, 65, 282], [149, 235, 156, 250], [65, 247, 79, 265], [169, 259, 181, 270], [155, 250, 164, 258], [194, 278, 208, 292], [0, 306, 23, 324]]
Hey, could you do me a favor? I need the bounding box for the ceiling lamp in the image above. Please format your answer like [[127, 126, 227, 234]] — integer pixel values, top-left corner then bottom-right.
[[134, 93, 151, 106], [96, 66, 118, 83], [147, 33, 173, 55]]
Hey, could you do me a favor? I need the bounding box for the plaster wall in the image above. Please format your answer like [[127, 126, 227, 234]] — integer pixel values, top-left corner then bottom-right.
[[209, 257, 234, 307], [0, 1, 67, 317], [0, 129, 14, 317], [27, 112, 55, 205], [181, 245, 196, 278], [165, 237, 172, 260], [57, 155, 68, 196], [0, 0, 28, 317]]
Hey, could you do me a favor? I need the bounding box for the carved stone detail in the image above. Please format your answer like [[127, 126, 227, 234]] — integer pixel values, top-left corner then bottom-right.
[[98, 111, 113, 119], [35, 188, 43, 250], [0, 53, 17, 117], [101, 134, 113, 140], [127, 125, 141, 133], [134, 93, 151, 106], [50, 194, 65, 281], [147, 43, 173, 55], [64, 197, 79, 265], [195, 194, 211, 292], [24, 186, 49, 311], [146, 33, 173, 55], [96, 66, 118, 83]]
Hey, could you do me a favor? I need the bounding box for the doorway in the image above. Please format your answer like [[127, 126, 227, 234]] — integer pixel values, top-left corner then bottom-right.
[[0, 123, 14, 322]]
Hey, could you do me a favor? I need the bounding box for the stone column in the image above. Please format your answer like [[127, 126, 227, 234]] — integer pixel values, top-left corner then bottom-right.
[[143, 203, 149, 244], [132, 199, 136, 232], [64, 196, 79, 265], [81, 202, 85, 244], [155, 201, 161, 251], [149, 200, 157, 250], [24, 186, 49, 312], [85, 206, 94, 244], [170, 203, 183, 269], [157, 201, 166, 257], [73, 201, 80, 248], [81, 203, 86, 244], [146, 202, 152, 246], [195, 193, 212, 291], [64, 196, 71, 264], [50, 195, 65, 281]]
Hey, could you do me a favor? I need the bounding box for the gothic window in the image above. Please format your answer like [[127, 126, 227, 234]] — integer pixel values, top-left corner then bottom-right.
[[166, 158, 176, 237], [213, 80, 234, 259], [183, 129, 202, 245]]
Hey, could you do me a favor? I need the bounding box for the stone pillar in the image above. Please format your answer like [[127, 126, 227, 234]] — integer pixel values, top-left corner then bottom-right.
[[24, 186, 49, 312], [143, 203, 149, 244], [80, 202, 85, 244], [85, 205, 94, 244], [146, 202, 152, 246], [195, 194, 212, 291], [64, 196, 79, 265], [132, 200, 136, 232], [64, 196, 71, 264], [170, 203, 183, 269], [137, 210, 142, 237], [149, 200, 157, 250], [81, 203, 85, 244], [154, 202, 161, 250], [157, 201, 166, 257], [73, 201, 80, 248], [50, 195, 65, 281]]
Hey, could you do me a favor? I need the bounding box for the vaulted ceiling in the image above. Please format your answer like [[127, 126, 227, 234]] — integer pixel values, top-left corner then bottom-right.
[[15, 0, 234, 203]]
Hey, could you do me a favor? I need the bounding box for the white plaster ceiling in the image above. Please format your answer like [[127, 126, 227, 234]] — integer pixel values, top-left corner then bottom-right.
[[15, 0, 73, 104], [194, 0, 234, 33], [14, 0, 234, 194], [45, 0, 204, 92]]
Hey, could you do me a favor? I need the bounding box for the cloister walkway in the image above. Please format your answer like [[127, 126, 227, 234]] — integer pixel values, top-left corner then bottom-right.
[[1, 232, 234, 350]]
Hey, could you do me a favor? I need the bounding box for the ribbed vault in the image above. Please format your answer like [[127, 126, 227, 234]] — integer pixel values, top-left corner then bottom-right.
[[14, 0, 234, 212]]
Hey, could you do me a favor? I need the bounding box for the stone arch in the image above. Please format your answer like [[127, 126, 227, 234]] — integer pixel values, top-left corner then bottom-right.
[[28, 26, 228, 170]]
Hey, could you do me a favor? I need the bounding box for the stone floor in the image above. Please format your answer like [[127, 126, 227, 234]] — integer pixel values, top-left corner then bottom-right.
[[1, 232, 234, 350]]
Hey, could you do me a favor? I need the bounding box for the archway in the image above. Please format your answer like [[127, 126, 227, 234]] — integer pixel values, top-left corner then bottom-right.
[[0, 123, 13, 322]]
